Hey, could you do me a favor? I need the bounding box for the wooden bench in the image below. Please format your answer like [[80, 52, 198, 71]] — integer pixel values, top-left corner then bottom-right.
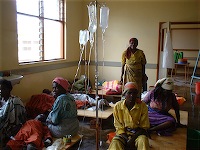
[[50, 134, 83, 150], [64, 134, 83, 150]]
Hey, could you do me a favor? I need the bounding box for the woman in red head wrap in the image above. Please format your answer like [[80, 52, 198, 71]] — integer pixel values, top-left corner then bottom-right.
[[46, 77, 79, 138], [120, 38, 147, 98]]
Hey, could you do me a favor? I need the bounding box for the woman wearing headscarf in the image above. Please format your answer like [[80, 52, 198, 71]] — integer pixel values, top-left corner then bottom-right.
[[120, 38, 148, 98], [46, 77, 79, 138], [108, 82, 150, 150], [143, 78, 186, 136]]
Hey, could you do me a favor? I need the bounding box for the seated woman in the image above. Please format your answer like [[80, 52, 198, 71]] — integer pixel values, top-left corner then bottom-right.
[[4, 114, 52, 150], [46, 77, 79, 138], [0, 79, 26, 147], [143, 78, 186, 136], [108, 82, 150, 150]]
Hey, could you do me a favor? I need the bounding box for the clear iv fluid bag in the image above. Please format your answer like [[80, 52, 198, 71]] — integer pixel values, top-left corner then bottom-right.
[[89, 20, 97, 33], [100, 6, 109, 32], [79, 30, 89, 46], [87, 5, 97, 33], [89, 32, 94, 45]]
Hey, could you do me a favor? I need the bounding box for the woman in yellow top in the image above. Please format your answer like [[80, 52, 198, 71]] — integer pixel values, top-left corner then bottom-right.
[[108, 82, 150, 150], [120, 38, 147, 97]]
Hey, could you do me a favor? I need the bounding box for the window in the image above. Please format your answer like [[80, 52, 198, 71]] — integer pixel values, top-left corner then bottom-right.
[[16, 0, 65, 63]]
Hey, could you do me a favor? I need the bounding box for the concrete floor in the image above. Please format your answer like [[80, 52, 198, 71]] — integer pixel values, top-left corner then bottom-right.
[[173, 76, 200, 150], [70, 76, 200, 150], [173, 76, 200, 130]]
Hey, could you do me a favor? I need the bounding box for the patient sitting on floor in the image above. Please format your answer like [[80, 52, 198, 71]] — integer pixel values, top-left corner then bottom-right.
[[143, 78, 187, 136], [4, 114, 52, 150]]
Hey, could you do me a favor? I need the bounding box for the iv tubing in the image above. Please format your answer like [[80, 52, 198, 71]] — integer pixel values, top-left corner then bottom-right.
[[87, 42, 93, 94], [71, 48, 85, 93], [84, 44, 87, 94]]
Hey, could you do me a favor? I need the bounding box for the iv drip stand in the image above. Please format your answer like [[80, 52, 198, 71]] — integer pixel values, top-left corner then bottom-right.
[[84, 1, 109, 149], [93, 1, 100, 150]]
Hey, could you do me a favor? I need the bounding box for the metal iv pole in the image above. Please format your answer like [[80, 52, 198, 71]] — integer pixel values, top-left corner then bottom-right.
[[86, 1, 109, 149]]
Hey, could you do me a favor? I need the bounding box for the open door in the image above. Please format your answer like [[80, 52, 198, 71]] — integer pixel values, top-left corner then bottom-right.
[[157, 21, 200, 80]]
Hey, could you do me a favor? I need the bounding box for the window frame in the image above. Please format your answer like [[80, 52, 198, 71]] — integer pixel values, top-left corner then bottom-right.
[[16, 0, 65, 64]]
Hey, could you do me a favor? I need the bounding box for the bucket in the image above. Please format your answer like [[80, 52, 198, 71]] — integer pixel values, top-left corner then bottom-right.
[[107, 132, 116, 143], [195, 82, 200, 95]]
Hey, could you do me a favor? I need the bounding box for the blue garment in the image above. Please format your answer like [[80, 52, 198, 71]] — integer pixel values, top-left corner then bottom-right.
[[46, 93, 79, 138]]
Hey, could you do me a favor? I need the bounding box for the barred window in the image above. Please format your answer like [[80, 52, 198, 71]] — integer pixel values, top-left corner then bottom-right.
[[16, 0, 65, 63]]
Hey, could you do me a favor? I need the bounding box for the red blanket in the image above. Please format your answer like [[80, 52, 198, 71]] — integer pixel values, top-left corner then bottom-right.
[[7, 120, 52, 149], [25, 93, 55, 119]]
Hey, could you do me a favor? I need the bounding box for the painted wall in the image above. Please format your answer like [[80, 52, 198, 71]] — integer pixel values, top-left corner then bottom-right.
[[12, 67, 78, 104], [0, 0, 199, 103], [0, 0, 84, 103], [82, 0, 199, 86], [0, 0, 19, 69]]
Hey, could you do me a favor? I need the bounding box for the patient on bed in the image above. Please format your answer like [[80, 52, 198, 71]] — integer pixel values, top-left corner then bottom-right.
[[72, 93, 110, 110], [4, 114, 52, 150], [71, 75, 92, 93]]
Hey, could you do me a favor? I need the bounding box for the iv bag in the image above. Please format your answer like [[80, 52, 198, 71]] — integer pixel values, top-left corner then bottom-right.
[[89, 32, 94, 46], [100, 6, 109, 33], [79, 30, 89, 46], [88, 5, 97, 33]]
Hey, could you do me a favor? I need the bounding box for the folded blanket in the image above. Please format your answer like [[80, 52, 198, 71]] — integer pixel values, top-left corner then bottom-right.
[[102, 80, 122, 94]]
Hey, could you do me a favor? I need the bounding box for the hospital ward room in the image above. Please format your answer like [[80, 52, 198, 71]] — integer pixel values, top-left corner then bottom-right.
[[0, 0, 200, 150]]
